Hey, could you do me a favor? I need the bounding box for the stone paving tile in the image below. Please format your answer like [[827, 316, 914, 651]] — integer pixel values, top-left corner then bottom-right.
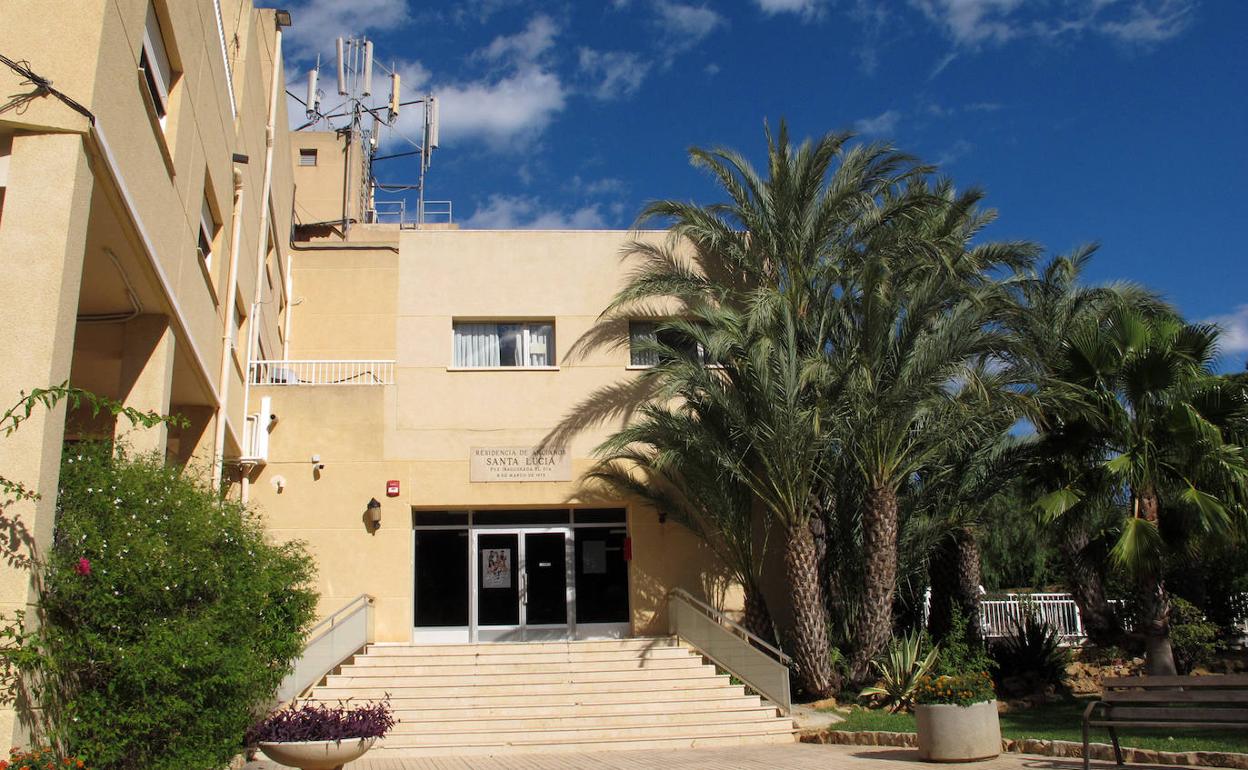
[[243, 743, 1201, 769]]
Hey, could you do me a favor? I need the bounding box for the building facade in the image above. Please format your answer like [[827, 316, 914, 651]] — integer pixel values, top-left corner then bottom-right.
[[0, 0, 738, 744], [0, 0, 295, 741]]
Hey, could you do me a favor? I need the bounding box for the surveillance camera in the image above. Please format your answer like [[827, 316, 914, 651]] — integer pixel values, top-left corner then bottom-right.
[[315, 463, 325, 471], [269, 413, 279, 423]]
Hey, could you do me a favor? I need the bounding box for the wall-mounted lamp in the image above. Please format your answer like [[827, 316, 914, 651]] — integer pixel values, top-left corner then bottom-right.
[[366, 497, 382, 529], [274, 9, 292, 27]]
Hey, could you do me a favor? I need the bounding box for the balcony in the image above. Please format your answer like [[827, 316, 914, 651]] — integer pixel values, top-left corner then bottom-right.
[[248, 359, 395, 386]]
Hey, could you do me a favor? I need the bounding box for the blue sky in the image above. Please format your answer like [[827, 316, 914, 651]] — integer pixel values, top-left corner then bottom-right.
[[272, 0, 1247, 369]]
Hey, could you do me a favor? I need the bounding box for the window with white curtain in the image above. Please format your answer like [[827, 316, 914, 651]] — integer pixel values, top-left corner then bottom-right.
[[628, 321, 705, 367], [453, 321, 555, 367]]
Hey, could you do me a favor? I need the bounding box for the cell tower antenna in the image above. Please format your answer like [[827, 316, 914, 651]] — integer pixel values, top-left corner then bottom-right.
[[296, 36, 443, 231]]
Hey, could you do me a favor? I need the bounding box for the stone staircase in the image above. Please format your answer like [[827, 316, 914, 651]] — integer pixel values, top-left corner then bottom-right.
[[309, 637, 795, 757]]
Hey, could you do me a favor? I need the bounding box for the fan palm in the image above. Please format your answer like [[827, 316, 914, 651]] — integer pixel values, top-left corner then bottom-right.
[[1002, 249, 1168, 645], [1036, 307, 1248, 673]]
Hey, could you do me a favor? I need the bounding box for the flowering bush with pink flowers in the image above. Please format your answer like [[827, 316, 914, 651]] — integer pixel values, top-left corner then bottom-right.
[[6, 442, 317, 769]]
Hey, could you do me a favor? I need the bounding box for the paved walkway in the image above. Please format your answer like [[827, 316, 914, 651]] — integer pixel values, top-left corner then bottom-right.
[[243, 743, 1199, 769]]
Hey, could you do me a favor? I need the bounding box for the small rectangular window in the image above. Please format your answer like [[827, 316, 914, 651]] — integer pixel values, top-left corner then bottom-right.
[[453, 321, 555, 367], [198, 197, 216, 270], [299, 149, 318, 166], [628, 321, 705, 367], [140, 4, 174, 123]]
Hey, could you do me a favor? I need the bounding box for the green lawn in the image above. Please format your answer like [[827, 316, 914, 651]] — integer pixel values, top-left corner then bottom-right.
[[831, 701, 1248, 754]]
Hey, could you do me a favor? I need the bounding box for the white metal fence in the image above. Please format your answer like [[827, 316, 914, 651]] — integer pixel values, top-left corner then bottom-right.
[[249, 360, 395, 386], [979, 593, 1088, 641], [668, 588, 792, 714], [277, 594, 375, 702]]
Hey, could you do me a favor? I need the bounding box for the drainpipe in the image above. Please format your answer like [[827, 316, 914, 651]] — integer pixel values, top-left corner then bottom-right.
[[212, 166, 246, 490], [239, 15, 284, 504]]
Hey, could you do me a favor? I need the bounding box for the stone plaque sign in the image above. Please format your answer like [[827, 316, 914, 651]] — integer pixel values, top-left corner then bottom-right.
[[470, 446, 572, 482]]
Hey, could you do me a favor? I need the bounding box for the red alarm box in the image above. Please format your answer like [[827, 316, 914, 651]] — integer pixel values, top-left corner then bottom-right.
[[385, 480, 400, 497]]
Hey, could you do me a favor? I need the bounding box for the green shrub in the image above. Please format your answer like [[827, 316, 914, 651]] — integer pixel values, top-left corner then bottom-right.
[[14, 443, 317, 770], [914, 671, 996, 706], [933, 607, 994, 678], [859, 629, 940, 713], [1169, 596, 1218, 674], [990, 608, 1070, 696]]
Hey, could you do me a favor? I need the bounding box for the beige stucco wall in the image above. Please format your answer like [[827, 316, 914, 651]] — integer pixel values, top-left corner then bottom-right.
[[0, 0, 295, 745], [247, 229, 743, 642]]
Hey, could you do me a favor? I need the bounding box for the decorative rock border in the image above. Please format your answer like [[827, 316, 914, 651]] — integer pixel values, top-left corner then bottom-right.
[[798, 730, 1248, 769]]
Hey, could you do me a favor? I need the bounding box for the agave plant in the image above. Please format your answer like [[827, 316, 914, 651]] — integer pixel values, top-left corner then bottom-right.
[[859, 629, 940, 713]]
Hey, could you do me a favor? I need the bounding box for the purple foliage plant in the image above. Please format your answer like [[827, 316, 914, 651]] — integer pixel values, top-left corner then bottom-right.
[[246, 696, 396, 744]]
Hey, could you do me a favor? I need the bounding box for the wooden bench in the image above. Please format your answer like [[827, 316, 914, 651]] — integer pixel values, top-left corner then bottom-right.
[[1082, 674, 1248, 770]]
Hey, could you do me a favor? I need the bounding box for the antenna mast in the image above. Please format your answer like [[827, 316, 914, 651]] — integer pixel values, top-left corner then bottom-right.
[[297, 36, 442, 231]]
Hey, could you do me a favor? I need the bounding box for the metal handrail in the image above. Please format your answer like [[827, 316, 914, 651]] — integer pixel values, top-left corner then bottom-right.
[[668, 588, 791, 664], [305, 593, 373, 644], [277, 594, 375, 702]]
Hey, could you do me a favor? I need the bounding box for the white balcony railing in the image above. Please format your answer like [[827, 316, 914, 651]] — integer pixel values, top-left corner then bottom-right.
[[249, 360, 395, 386]]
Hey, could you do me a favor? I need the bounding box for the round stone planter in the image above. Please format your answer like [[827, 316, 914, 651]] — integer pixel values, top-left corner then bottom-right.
[[257, 737, 377, 770], [915, 701, 1001, 762]]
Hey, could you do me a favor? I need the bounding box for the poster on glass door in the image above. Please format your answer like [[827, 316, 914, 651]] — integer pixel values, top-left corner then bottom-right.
[[482, 548, 512, 588]]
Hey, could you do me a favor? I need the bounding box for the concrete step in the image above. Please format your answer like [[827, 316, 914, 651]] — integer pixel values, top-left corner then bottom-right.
[[363, 638, 679, 656], [371, 694, 765, 719], [368, 730, 795, 758], [315, 673, 736, 699], [324, 666, 719, 689], [338, 656, 704, 677], [350, 646, 697, 667], [312, 638, 794, 758], [386, 706, 782, 733], [373, 719, 795, 749], [307, 685, 752, 709]]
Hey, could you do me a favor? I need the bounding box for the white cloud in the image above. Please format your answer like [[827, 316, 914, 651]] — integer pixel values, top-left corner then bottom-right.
[[753, 0, 829, 21], [911, 0, 1024, 46], [463, 195, 608, 229], [378, 15, 566, 152], [277, 0, 409, 62], [578, 48, 652, 99], [1099, 0, 1194, 43], [571, 176, 627, 196], [934, 139, 974, 166], [478, 14, 559, 64], [654, 1, 726, 50], [911, 0, 1196, 51], [1205, 305, 1248, 356], [854, 109, 901, 136], [432, 68, 566, 150]]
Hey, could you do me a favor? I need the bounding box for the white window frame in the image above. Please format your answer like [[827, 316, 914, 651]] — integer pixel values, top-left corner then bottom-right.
[[451, 321, 556, 369], [140, 3, 174, 126]]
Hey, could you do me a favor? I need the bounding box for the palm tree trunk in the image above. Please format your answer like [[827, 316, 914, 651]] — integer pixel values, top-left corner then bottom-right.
[[1058, 528, 1123, 647], [784, 520, 836, 698], [927, 527, 983, 643], [850, 483, 899, 683], [1138, 577, 1178, 676], [743, 583, 775, 645]]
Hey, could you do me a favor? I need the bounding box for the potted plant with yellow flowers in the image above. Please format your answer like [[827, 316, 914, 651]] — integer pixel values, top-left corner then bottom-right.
[[913, 670, 1001, 762]]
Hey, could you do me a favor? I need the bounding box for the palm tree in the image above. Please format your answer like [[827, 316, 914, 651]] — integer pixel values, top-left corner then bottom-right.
[[583, 314, 777, 641], [1036, 307, 1248, 673], [1003, 249, 1155, 646], [554, 123, 924, 697], [832, 180, 1037, 681]]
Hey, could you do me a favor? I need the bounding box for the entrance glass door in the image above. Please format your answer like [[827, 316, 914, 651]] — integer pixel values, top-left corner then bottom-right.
[[475, 528, 571, 641]]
